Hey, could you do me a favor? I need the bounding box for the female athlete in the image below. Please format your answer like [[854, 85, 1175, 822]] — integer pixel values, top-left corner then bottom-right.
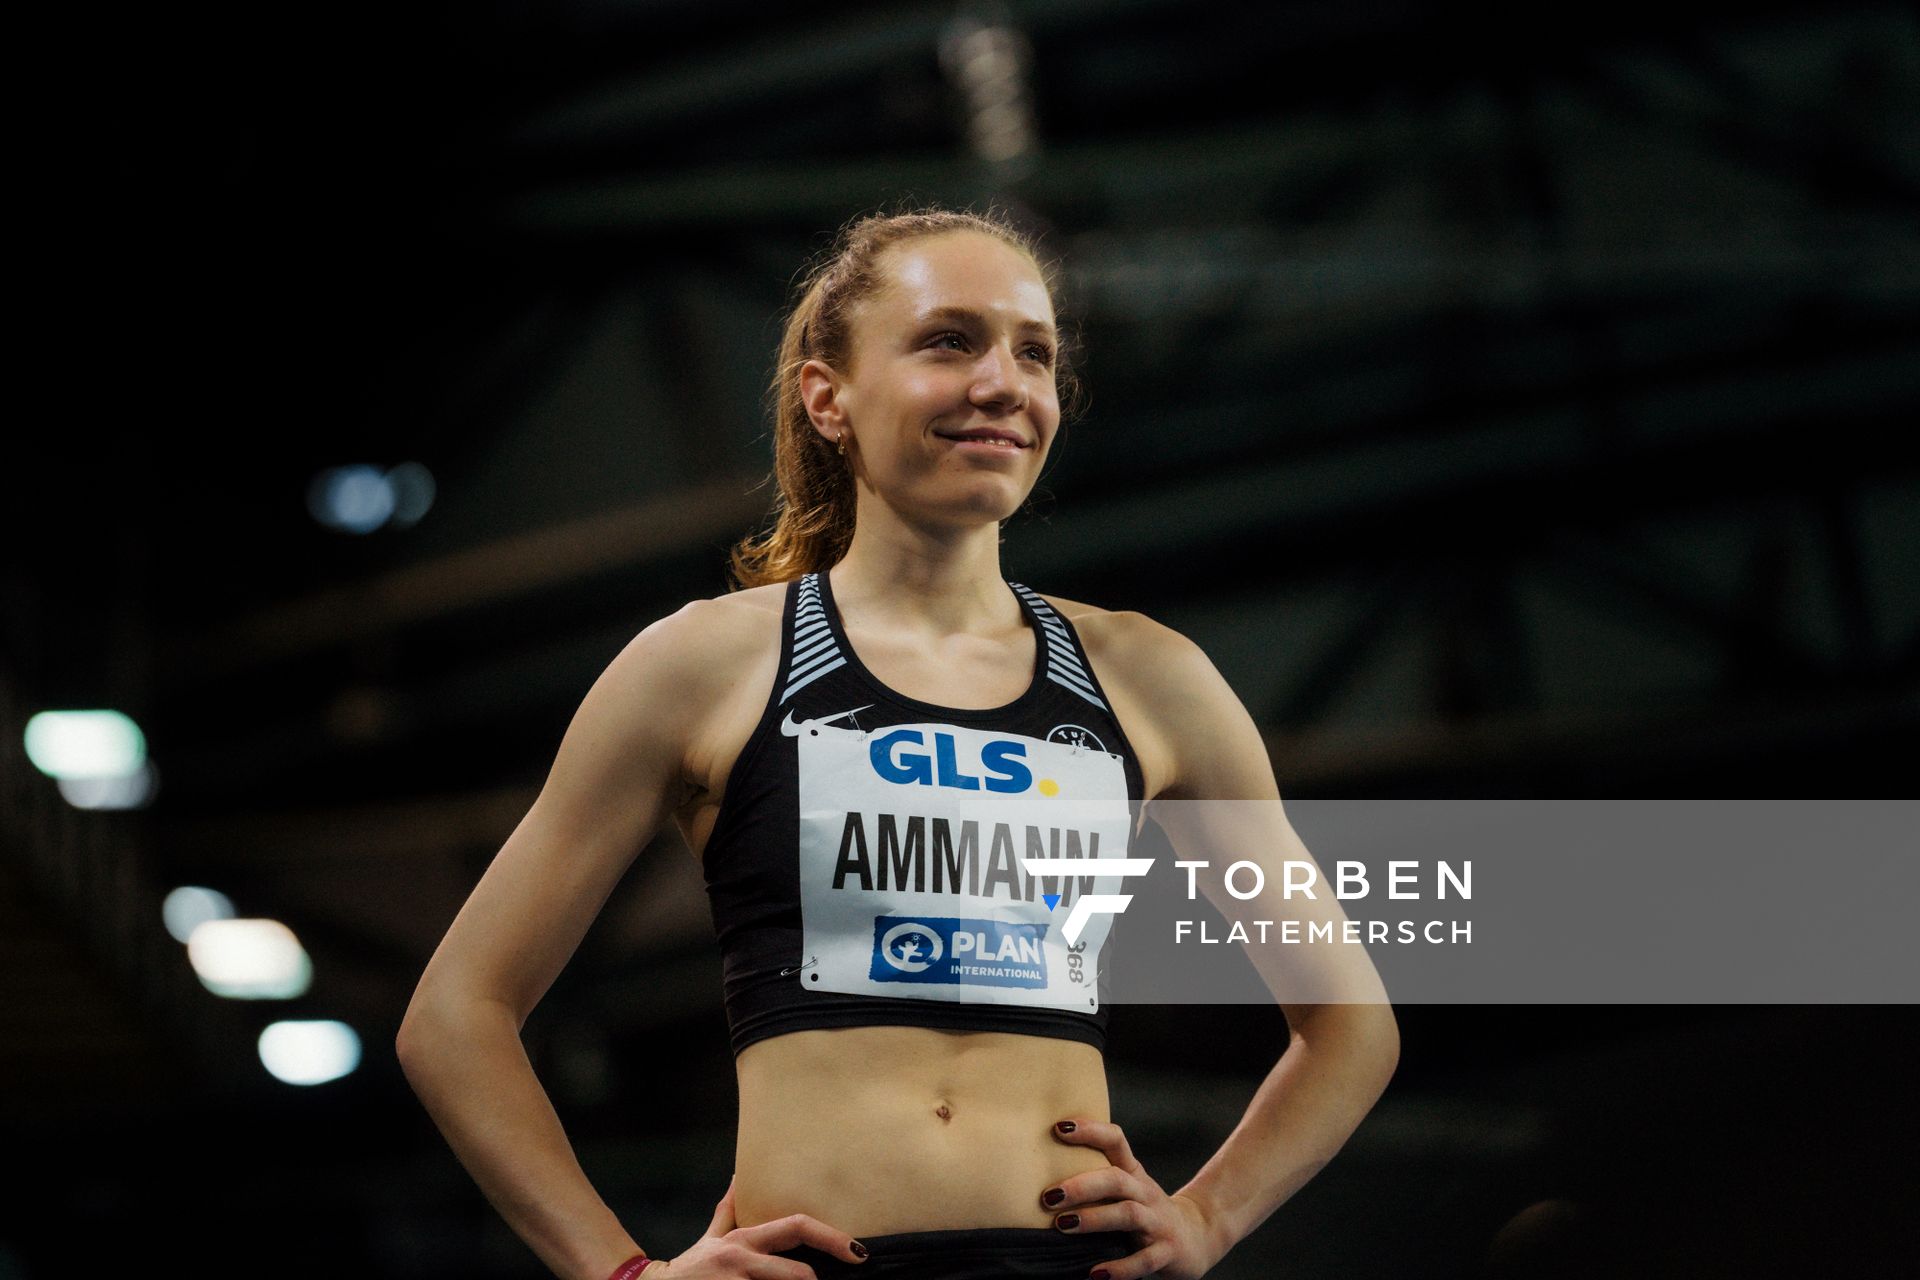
[[398, 207, 1399, 1280]]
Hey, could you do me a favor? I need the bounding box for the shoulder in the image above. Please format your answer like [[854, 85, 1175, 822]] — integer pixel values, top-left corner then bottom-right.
[[637, 580, 785, 649], [1033, 592, 1215, 697], [1034, 593, 1271, 801], [575, 582, 791, 801], [596, 582, 787, 714]]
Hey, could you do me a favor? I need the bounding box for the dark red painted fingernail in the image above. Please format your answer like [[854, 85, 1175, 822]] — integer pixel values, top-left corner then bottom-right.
[[1092, 1271, 1112, 1279], [1055, 1213, 1080, 1231], [1055, 1120, 1076, 1134], [1042, 1187, 1066, 1207], [850, 1241, 869, 1259]]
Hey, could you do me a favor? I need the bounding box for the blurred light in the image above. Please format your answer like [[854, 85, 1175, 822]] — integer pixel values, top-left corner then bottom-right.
[[939, 13, 1038, 171], [385, 461, 435, 528], [163, 885, 235, 944], [24, 709, 147, 779], [57, 760, 159, 810], [308, 464, 396, 534], [186, 918, 313, 999], [258, 1020, 361, 1086], [308, 462, 435, 534]]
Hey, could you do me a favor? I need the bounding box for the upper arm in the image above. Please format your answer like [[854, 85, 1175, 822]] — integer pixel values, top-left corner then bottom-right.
[[1089, 609, 1274, 803], [400, 599, 721, 1034], [1124, 616, 1393, 1017]]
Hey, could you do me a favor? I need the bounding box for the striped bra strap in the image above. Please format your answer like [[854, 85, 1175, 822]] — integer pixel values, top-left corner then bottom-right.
[[781, 573, 846, 703], [1008, 582, 1109, 712]]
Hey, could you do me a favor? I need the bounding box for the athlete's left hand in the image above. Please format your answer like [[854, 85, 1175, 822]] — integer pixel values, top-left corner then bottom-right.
[[1041, 1117, 1228, 1279]]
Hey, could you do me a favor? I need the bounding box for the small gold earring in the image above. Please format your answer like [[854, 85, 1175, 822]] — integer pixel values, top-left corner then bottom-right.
[[836, 434, 847, 456]]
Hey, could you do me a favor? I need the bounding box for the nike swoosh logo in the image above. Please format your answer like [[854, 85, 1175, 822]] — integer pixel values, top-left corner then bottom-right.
[[780, 705, 873, 736]]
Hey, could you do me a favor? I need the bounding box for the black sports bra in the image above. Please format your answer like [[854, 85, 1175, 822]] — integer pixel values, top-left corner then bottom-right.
[[698, 570, 1148, 1057]]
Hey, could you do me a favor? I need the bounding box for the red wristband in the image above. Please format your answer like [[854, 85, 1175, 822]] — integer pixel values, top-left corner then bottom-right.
[[606, 1254, 653, 1280]]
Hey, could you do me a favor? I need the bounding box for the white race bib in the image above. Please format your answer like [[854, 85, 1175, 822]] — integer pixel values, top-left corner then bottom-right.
[[789, 710, 1133, 1014]]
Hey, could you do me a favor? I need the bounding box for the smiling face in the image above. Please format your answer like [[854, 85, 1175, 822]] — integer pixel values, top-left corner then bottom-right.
[[808, 230, 1062, 528]]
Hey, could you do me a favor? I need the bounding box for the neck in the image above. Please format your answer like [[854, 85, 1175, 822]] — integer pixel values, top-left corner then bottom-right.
[[829, 521, 1017, 636]]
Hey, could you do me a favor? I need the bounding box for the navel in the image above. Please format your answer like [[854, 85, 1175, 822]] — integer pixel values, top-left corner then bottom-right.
[[934, 1101, 953, 1122]]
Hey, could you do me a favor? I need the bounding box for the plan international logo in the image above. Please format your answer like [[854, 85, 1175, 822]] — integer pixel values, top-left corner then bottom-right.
[[869, 916, 1050, 988]]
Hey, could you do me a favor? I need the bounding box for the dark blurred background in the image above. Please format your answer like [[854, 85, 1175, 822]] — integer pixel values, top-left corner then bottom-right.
[[4, 0, 1916, 1275]]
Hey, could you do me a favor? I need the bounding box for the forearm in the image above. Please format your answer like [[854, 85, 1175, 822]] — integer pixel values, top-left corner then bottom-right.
[[1174, 1003, 1399, 1259], [397, 997, 644, 1280]]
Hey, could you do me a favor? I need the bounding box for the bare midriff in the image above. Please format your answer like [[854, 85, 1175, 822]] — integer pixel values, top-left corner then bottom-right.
[[731, 1024, 1115, 1237]]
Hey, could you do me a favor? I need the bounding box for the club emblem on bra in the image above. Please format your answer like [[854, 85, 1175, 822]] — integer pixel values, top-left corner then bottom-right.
[[1046, 724, 1106, 753]]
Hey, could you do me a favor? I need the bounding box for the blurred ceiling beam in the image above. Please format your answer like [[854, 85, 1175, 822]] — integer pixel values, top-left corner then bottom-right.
[[165, 785, 541, 869], [506, 8, 952, 152], [1265, 680, 1920, 792], [190, 474, 767, 672], [493, 118, 1430, 229], [1060, 403, 1917, 614], [504, 0, 1190, 153]]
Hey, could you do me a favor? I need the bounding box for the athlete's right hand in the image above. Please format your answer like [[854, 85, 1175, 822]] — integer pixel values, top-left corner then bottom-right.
[[643, 1175, 869, 1278]]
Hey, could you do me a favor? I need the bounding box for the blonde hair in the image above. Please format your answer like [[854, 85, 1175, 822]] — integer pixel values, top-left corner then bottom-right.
[[727, 205, 1082, 590]]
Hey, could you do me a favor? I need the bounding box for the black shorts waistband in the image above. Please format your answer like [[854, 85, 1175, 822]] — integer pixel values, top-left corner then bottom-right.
[[775, 1226, 1133, 1277]]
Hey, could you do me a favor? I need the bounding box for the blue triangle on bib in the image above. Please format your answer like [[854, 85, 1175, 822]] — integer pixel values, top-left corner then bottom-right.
[[1042, 894, 1061, 911]]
